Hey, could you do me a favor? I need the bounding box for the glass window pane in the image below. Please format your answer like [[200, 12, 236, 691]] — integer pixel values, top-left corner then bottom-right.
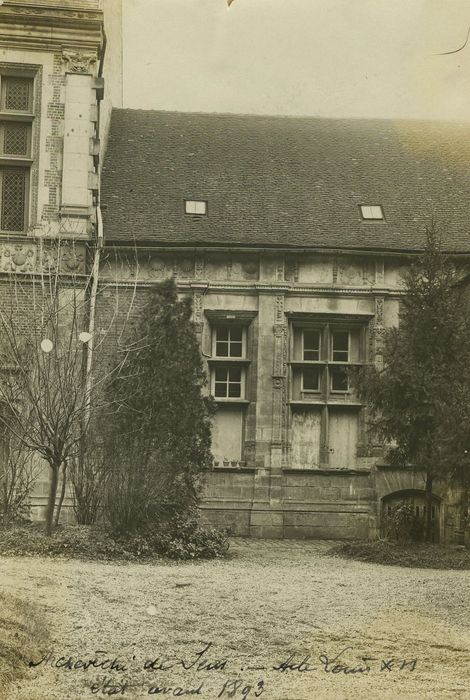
[[331, 367, 348, 391], [215, 383, 227, 397], [303, 368, 319, 390], [215, 367, 227, 382], [303, 330, 320, 360], [216, 342, 229, 357], [332, 331, 349, 361], [370, 205, 383, 219], [229, 342, 242, 357], [228, 383, 241, 398], [229, 327, 243, 342], [228, 367, 242, 382], [216, 327, 229, 341]]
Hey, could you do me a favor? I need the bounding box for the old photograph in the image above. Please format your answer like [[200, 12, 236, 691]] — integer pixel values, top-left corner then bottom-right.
[[0, 0, 470, 698]]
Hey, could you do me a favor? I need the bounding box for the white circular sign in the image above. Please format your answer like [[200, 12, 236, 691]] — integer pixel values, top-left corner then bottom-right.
[[78, 331, 92, 344]]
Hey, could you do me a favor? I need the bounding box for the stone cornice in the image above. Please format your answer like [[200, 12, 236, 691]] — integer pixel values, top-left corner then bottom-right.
[[0, 3, 104, 53], [96, 279, 404, 297]]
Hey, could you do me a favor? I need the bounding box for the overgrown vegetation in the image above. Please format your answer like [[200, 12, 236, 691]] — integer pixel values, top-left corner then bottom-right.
[[0, 426, 38, 525], [329, 539, 470, 570], [354, 225, 470, 541], [0, 591, 49, 690], [0, 520, 229, 561]]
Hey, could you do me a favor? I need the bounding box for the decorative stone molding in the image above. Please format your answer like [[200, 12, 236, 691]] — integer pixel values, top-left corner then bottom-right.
[[0, 240, 86, 276], [62, 51, 97, 75]]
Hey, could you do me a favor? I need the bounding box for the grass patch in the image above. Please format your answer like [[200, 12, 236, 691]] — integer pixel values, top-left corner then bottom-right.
[[0, 592, 49, 690], [0, 522, 229, 562], [328, 539, 470, 569]]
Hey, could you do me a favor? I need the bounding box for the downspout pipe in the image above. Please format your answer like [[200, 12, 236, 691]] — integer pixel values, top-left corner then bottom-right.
[[84, 21, 106, 422]]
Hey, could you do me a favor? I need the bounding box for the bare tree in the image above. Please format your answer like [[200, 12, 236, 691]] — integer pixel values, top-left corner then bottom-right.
[[0, 238, 140, 534]]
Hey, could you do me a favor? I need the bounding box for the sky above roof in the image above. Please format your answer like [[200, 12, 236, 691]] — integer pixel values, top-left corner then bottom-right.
[[123, 0, 470, 120]]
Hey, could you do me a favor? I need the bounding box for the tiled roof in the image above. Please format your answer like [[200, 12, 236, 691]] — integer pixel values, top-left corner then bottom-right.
[[101, 109, 470, 253]]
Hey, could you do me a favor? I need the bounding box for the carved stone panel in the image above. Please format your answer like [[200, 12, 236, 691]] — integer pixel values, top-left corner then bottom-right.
[[298, 255, 333, 284]]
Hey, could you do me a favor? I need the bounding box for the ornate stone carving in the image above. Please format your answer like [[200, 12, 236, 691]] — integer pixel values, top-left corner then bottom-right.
[[175, 258, 194, 278], [193, 292, 204, 325], [332, 256, 340, 284], [275, 295, 284, 323], [375, 297, 384, 326], [194, 257, 205, 279], [61, 247, 84, 273], [338, 261, 363, 286], [285, 257, 299, 282], [375, 258, 385, 285], [62, 51, 97, 75], [149, 256, 170, 276], [241, 259, 258, 277]]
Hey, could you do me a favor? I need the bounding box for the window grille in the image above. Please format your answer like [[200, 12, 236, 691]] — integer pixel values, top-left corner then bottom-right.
[[3, 123, 28, 156], [1, 168, 26, 231], [2, 77, 32, 112]]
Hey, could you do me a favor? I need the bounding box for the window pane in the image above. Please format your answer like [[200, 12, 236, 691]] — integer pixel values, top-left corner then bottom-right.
[[303, 367, 319, 391], [1, 168, 26, 231], [228, 383, 241, 398], [370, 205, 384, 219], [229, 327, 243, 342], [216, 341, 229, 357], [216, 328, 229, 341], [215, 367, 228, 382], [229, 342, 242, 358], [215, 382, 227, 397], [228, 367, 242, 382], [303, 330, 320, 360], [332, 331, 349, 361], [2, 77, 32, 112], [331, 367, 348, 391]]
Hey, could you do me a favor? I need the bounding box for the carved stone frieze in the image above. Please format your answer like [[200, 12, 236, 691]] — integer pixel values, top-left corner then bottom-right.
[[0, 240, 86, 276]]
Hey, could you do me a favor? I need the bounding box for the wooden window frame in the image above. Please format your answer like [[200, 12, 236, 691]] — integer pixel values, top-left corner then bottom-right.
[[212, 325, 246, 359]]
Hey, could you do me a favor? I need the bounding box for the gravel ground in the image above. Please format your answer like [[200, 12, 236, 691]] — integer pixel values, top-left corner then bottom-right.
[[1, 539, 470, 700]]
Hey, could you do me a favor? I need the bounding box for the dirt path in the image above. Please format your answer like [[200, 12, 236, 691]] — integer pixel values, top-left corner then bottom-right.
[[1, 539, 470, 699]]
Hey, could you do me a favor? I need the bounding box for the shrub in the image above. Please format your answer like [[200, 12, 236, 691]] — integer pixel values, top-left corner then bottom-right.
[[101, 279, 215, 538], [382, 503, 423, 542], [0, 517, 229, 561]]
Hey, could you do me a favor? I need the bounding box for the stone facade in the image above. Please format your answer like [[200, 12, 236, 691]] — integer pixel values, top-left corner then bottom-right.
[[96, 247, 467, 542]]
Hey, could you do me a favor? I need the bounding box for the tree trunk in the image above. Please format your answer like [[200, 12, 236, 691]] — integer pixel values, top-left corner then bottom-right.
[[54, 462, 67, 528], [425, 473, 434, 543], [460, 483, 469, 531], [45, 463, 60, 536]]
